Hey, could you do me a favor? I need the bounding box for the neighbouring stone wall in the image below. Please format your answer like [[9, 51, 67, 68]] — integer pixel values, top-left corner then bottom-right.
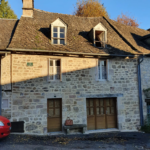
[[1, 55, 12, 119], [8, 54, 140, 134], [140, 57, 150, 118]]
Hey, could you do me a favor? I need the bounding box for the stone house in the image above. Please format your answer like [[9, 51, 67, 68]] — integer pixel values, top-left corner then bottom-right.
[[0, 0, 150, 135]]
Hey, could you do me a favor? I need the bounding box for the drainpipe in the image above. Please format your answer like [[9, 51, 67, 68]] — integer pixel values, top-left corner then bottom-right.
[[138, 56, 144, 126]]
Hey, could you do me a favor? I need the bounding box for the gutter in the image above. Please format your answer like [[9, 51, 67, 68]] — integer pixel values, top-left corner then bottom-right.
[[6, 48, 139, 57], [138, 56, 144, 126]]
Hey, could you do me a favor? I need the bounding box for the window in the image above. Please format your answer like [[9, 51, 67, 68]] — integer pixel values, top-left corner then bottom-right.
[[51, 18, 67, 45], [95, 31, 106, 48], [98, 59, 109, 80], [53, 27, 65, 45], [88, 23, 107, 48], [147, 102, 150, 116], [48, 59, 61, 81]]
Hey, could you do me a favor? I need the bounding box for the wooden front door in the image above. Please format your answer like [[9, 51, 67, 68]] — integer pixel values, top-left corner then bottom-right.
[[47, 99, 62, 132], [87, 98, 117, 130]]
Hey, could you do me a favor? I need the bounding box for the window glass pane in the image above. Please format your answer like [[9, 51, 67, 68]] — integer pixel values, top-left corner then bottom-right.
[[100, 100, 103, 106], [87, 108, 90, 115], [60, 33, 64, 38], [55, 109, 60, 116], [53, 33, 57, 38], [53, 39, 58, 44], [107, 107, 110, 114], [49, 101, 53, 107], [55, 100, 60, 107], [60, 39, 65, 45], [97, 108, 100, 115], [60, 27, 65, 33], [49, 109, 53, 117], [50, 60, 53, 66], [55, 74, 60, 80], [90, 100, 93, 107], [96, 99, 99, 106], [90, 108, 94, 115], [49, 66, 53, 74], [55, 60, 60, 66], [106, 99, 110, 106], [101, 107, 104, 114], [2, 99, 8, 109], [53, 27, 57, 32]]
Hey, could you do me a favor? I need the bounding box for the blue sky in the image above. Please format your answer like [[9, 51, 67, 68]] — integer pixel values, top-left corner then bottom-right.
[[8, 0, 150, 30]]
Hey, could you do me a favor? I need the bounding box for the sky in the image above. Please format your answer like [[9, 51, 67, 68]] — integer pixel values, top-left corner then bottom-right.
[[8, 0, 150, 30]]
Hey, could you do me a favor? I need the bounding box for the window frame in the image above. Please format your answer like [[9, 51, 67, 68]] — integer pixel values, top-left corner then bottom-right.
[[48, 58, 62, 82], [52, 26, 66, 45], [97, 59, 109, 81]]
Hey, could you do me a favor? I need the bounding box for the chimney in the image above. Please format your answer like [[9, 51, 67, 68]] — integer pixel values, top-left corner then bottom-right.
[[22, 0, 34, 17]]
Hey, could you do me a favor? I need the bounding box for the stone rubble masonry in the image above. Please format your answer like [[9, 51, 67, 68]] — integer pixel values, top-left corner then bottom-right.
[[1, 54, 142, 134], [141, 58, 150, 119]]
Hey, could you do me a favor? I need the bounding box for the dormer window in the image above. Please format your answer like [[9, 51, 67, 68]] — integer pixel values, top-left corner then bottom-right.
[[89, 23, 107, 48], [53, 27, 65, 44], [51, 18, 67, 45]]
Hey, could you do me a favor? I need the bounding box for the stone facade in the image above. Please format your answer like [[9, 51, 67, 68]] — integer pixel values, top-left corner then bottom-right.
[[140, 57, 150, 118], [1, 54, 141, 134]]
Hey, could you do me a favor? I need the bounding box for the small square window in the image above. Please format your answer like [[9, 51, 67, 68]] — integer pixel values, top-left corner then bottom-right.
[[53, 27, 57, 32], [60, 39, 65, 45], [53, 33, 57, 38], [60, 27, 65, 32], [53, 39, 58, 44], [60, 33, 64, 38]]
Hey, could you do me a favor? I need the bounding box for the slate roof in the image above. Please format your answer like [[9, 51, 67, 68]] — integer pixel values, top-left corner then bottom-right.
[[5, 9, 150, 55], [0, 19, 18, 50]]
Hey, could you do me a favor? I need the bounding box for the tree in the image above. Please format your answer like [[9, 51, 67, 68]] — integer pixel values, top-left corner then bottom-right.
[[74, 0, 109, 18], [116, 13, 139, 27], [0, 0, 17, 19]]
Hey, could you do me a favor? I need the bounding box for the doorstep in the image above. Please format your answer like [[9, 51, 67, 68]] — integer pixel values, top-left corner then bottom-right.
[[85, 128, 120, 134]]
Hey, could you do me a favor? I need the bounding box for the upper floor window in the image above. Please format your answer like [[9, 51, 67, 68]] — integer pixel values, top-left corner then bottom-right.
[[89, 23, 107, 48], [48, 59, 61, 81], [51, 18, 67, 45], [53, 27, 65, 45], [97, 59, 109, 80]]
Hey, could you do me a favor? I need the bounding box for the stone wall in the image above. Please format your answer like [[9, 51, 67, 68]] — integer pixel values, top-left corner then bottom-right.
[[140, 57, 150, 118], [2, 54, 140, 134]]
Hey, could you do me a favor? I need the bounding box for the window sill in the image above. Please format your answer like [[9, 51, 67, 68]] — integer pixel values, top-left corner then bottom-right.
[[97, 79, 108, 82], [48, 80, 62, 83]]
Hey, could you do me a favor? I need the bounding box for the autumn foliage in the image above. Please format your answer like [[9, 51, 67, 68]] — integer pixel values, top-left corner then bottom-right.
[[116, 13, 139, 27], [74, 0, 109, 18]]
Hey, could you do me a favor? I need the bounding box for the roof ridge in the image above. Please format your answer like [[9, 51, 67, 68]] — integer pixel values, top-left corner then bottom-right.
[[34, 8, 103, 19]]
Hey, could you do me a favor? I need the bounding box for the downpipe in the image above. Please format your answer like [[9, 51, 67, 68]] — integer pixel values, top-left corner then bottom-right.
[[138, 56, 144, 126]]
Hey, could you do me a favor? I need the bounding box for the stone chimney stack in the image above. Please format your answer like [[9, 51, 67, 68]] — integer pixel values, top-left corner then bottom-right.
[[22, 0, 34, 17]]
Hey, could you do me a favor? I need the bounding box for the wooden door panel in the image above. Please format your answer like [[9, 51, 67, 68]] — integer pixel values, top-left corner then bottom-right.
[[87, 116, 95, 130], [48, 118, 61, 132], [106, 115, 117, 128], [47, 99, 62, 132], [96, 115, 106, 129]]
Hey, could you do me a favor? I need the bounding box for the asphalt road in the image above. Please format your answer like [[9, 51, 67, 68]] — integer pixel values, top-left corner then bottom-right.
[[0, 132, 150, 150]]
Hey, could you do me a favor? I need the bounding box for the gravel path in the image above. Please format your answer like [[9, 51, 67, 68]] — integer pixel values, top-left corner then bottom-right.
[[0, 132, 150, 150]]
